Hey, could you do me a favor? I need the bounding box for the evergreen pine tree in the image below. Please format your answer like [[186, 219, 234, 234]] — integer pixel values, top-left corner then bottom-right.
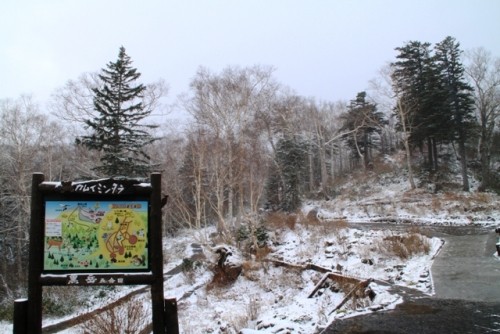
[[77, 46, 158, 177], [341, 92, 385, 169], [391, 41, 448, 170], [264, 162, 283, 211], [434, 36, 476, 191], [268, 136, 307, 212]]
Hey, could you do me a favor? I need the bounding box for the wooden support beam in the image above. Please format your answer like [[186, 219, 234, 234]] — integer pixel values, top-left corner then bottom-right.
[[308, 273, 331, 298], [329, 279, 373, 315]]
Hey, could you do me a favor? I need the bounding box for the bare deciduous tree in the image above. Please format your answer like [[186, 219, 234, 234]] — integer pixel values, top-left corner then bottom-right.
[[465, 47, 500, 190], [183, 65, 279, 233], [370, 65, 417, 190], [49, 72, 169, 135], [0, 96, 65, 296]]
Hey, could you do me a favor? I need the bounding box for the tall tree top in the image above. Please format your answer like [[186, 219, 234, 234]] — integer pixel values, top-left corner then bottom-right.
[[101, 46, 141, 85], [77, 46, 157, 178]]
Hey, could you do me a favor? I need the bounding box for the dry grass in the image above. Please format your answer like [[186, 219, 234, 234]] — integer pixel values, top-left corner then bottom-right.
[[241, 244, 272, 280], [260, 266, 304, 293], [430, 197, 441, 213], [265, 211, 295, 229], [442, 191, 467, 203], [472, 192, 491, 203], [264, 210, 321, 231], [207, 264, 243, 290], [378, 232, 431, 260], [330, 276, 373, 311], [371, 160, 395, 175], [246, 294, 261, 321], [305, 210, 321, 226], [330, 218, 348, 229], [254, 245, 272, 260], [324, 219, 348, 243], [79, 300, 149, 334], [241, 260, 262, 281], [227, 313, 251, 332]]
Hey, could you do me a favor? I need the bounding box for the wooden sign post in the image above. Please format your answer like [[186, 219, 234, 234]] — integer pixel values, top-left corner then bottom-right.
[[25, 173, 165, 333]]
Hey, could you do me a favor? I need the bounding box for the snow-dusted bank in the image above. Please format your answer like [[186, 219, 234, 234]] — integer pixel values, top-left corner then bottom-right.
[[1, 183, 498, 333], [161, 215, 444, 333]]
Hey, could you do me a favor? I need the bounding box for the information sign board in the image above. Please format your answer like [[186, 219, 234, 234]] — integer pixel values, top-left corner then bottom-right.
[[43, 200, 149, 272]]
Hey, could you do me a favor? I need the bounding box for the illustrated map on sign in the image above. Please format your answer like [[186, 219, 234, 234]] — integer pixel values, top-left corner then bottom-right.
[[44, 201, 148, 271]]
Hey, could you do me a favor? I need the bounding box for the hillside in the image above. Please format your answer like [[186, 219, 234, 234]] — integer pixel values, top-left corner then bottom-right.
[[315, 153, 499, 227], [156, 157, 499, 333], [2, 154, 499, 333]]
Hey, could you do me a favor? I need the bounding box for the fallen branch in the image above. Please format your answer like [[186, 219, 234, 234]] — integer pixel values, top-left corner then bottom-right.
[[329, 278, 373, 315], [308, 273, 331, 298], [266, 258, 307, 270], [268, 258, 372, 301]]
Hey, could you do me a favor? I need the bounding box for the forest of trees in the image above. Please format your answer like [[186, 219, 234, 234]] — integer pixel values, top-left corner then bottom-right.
[[0, 38, 499, 306]]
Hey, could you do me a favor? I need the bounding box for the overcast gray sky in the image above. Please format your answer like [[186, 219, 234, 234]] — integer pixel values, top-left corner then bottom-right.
[[1, 0, 499, 108]]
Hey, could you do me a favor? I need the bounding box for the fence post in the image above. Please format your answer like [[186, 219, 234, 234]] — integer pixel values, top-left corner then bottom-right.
[[496, 227, 500, 256], [13, 298, 28, 334], [164, 298, 179, 334], [27, 173, 44, 334]]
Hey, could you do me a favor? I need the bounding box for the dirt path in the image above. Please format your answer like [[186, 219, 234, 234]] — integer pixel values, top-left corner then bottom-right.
[[432, 232, 500, 302], [323, 225, 500, 334]]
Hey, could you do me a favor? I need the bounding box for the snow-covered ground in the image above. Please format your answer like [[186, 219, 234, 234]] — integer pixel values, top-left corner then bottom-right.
[[162, 221, 443, 334], [2, 163, 499, 333], [161, 177, 500, 333]]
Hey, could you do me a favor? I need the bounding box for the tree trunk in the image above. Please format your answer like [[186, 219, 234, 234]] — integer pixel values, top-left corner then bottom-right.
[[308, 147, 314, 193], [397, 99, 416, 190], [227, 146, 234, 221], [330, 145, 335, 181], [319, 144, 328, 190], [17, 221, 24, 284], [479, 129, 491, 191], [458, 135, 470, 191], [403, 135, 416, 190], [432, 137, 439, 171], [427, 137, 434, 171], [363, 131, 370, 169]]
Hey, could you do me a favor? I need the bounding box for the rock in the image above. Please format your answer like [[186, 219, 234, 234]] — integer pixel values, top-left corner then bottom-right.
[[362, 258, 374, 265]]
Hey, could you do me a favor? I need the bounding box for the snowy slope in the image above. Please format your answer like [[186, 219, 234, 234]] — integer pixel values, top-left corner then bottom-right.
[[2, 158, 499, 333]]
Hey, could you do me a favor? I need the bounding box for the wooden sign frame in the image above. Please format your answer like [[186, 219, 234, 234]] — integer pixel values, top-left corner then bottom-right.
[[27, 173, 165, 333]]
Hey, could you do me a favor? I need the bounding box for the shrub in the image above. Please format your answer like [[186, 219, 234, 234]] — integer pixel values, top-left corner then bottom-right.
[[181, 258, 201, 272], [264, 211, 296, 230], [237, 224, 269, 246], [207, 264, 243, 289], [381, 233, 430, 259], [237, 225, 250, 242], [246, 294, 261, 321], [0, 301, 13, 321], [43, 286, 84, 317], [80, 300, 149, 334], [305, 209, 321, 226], [254, 226, 269, 246]]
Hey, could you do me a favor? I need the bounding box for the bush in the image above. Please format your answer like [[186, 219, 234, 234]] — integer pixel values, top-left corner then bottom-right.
[[265, 211, 293, 229], [236, 221, 269, 253], [80, 300, 149, 334], [381, 233, 430, 259], [181, 258, 201, 272], [0, 301, 13, 321], [43, 286, 82, 317]]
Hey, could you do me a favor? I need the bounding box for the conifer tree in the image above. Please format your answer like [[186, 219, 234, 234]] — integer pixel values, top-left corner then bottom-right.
[[391, 41, 448, 170], [434, 36, 476, 191], [77, 46, 157, 177], [266, 136, 307, 212], [341, 92, 385, 169]]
